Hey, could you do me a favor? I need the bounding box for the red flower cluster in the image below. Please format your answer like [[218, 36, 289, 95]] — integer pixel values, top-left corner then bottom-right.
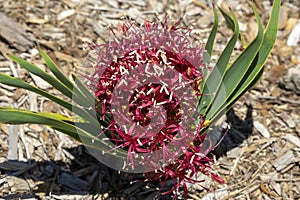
[[86, 15, 224, 197]]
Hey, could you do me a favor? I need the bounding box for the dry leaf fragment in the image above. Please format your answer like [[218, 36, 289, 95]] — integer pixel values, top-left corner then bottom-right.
[[273, 150, 296, 171], [57, 9, 76, 21], [254, 121, 270, 138], [283, 134, 300, 148]]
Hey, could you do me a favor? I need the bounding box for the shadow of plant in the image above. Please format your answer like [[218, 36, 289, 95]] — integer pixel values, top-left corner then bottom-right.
[[0, 148, 159, 199], [213, 104, 254, 158], [0, 105, 253, 200]]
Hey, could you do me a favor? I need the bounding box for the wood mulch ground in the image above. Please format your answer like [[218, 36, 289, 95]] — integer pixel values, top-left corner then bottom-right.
[[0, 0, 299, 199]]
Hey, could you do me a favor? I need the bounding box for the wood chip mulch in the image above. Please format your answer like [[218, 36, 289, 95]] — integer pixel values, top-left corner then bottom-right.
[[0, 0, 299, 199]]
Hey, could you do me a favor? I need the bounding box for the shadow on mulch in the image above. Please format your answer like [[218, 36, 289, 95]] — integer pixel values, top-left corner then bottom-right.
[[0, 106, 253, 200], [0, 151, 155, 199], [0, 147, 167, 199], [213, 104, 254, 158]]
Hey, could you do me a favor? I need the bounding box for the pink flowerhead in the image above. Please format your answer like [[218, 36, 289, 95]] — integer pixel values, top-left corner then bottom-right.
[[82, 15, 223, 197]]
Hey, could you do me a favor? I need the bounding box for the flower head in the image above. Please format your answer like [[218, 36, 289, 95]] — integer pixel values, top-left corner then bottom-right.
[[84, 14, 222, 196]]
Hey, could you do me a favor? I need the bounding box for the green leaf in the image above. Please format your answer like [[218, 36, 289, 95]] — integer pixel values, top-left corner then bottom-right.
[[224, 0, 281, 112], [8, 54, 73, 99], [227, 66, 263, 110], [219, 6, 248, 47], [0, 74, 73, 110], [71, 73, 96, 107], [0, 107, 72, 122], [40, 50, 96, 107], [219, 6, 234, 30], [205, 6, 218, 57], [8, 54, 91, 108], [0, 74, 99, 125], [209, 0, 281, 123], [0, 107, 127, 157], [39, 49, 74, 90], [206, 4, 264, 121], [0, 107, 79, 140], [198, 9, 239, 115]]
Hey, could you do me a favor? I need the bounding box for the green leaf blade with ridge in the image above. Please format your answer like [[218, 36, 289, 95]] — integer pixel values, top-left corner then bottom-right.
[[0, 107, 127, 157], [224, 0, 281, 113], [206, 4, 264, 121], [39, 49, 74, 90], [205, 6, 218, 57], [8, 53, 93, 108], [198, 10, 239, 115], [8, 54, 73, 99], [0, 74, 99, 126]]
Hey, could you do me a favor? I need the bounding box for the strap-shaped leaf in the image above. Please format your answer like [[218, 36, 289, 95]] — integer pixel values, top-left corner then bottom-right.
[[0, 107, 127, 157], [205, 6, 218, 57], [0, 74, 73, 110], [225, 0, 281, 110], [210, 0, 281, 123], [219, 6, 248, 48], [71, 73, 97, 107], [228, 67, 263, 110], [0, 74, 98, 125], [39, 49, 74, 90], [204, 66, 262, 125], [206, 4, 264, 121], [219, 6, 234, 30], [0, 107, 79, 138], [40, 50, 95, 107], [198, 9, 239, 115], [0, 107, 73, 122], [8, 54, 72, 99], [8, 54, 90, 108]]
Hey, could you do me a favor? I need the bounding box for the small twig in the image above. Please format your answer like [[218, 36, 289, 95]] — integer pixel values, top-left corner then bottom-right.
[[252, 140, 275, 158], [49, 169, 59, 197], [19, 125, 31, 161], [279, 97, 300, 105], [9, 61, 19, 78], [221, 182, 260, 200], [250, 157, 271, 183], [273, 178, 300, 182], [230, 148, 244, 175], [257, 95, 300, 106]]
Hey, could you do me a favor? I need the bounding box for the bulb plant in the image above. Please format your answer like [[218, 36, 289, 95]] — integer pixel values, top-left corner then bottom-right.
[[0, 1, 280, 198]]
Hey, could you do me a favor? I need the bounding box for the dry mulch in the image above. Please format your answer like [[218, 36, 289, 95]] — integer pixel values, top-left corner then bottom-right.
[[0, 0, 299, 199]]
